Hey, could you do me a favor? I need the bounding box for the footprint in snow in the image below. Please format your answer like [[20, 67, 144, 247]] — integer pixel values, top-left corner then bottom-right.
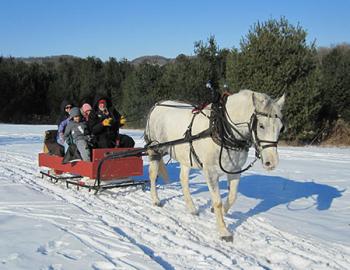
[[1, 253, 20, 264], [92, 261, 116, 270], [37, 240, 68, 255], [47, 264, 63, 270]]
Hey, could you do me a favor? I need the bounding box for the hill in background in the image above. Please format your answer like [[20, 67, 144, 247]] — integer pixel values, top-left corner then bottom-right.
[[14, 55, 78, 64], [5, 55, 173, 66], [130, 55, 172, 66]]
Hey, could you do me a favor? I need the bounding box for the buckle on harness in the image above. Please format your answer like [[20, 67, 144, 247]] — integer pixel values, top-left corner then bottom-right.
[[192, 103, 209, 114]]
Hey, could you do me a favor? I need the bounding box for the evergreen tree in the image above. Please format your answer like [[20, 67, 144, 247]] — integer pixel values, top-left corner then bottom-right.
[[160, 54, 211, 104], [194, 36, 229, 90], [47, 58, 79, 118], [226, 17, 321, 141], [319, 45, 350, 122], [79, 57, 104, 105], [110, 58, 133, 109], [121, 63, 164, 126]]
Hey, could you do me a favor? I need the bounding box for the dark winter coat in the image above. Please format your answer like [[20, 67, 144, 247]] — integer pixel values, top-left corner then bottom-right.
[[56, 100, 75, 125], [88, 96, 122, 148], [56, 99, 75, 142]]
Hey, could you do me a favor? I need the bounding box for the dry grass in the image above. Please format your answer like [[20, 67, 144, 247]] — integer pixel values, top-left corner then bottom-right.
[[321, 119, 350, 146]]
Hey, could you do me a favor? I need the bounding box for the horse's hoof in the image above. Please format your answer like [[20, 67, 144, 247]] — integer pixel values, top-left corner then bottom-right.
[[153, 201, 163, 207], [190, 210, 199, 216], [220, 235, 233, 242], [211, 207, 227, 216]]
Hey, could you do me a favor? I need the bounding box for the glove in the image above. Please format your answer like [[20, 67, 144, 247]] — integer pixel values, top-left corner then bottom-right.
[[102, 118, 113, 126], [120, 115, 126, 126]]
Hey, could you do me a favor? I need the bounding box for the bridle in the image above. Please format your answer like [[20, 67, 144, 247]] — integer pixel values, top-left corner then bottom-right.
[[215, 99, 284, 174], [249, 111, 284, 159]]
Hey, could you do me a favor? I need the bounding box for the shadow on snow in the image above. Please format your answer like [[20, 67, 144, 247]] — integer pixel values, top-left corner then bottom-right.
[[136, 161, 344, 217], [0, 135, 42, 145]]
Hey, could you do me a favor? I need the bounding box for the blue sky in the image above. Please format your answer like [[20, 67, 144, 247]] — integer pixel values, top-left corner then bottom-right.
[[1, 0, 349, 60]]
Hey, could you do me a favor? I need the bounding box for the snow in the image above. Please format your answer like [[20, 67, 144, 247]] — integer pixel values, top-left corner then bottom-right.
[[0, 123, 349, 270]]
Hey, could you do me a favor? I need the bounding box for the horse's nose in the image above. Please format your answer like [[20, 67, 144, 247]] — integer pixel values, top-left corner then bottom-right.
[[265, 161, 271, 167]]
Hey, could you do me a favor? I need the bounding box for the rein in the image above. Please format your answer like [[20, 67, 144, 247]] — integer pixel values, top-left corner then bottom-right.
[[210, 94, 256, 174], [210, 94, 251, 151]]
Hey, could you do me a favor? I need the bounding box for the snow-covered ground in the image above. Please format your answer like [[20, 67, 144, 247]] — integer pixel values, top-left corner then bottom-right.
[[0, 124, 349, 270]]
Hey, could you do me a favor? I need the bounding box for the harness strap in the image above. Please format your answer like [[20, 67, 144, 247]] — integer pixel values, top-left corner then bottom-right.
[[184, 113, 204, 168], [260, 141, 278, 149], [210, 94, 251, 151]]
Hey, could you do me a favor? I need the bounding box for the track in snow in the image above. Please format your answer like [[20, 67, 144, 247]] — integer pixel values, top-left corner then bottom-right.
[[1, 148, 349, 270]]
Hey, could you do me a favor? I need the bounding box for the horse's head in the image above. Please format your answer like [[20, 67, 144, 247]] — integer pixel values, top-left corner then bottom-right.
[[251, 93, 285, 170]]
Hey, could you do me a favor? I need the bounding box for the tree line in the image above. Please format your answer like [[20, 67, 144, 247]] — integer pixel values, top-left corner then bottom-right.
[[1, 17, 349, 143]]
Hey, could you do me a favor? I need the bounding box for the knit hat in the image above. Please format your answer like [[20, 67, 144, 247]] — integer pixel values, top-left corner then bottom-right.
[[98, 99, 107, 105], [81, 103, 92, 113], [69, 107, 81, 118]]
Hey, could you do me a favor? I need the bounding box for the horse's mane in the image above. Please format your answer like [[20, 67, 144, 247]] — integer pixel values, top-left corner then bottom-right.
[[236, 90, 283, 118]]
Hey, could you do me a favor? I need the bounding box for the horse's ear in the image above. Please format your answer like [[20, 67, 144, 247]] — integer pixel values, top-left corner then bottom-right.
[[276, 93, 286, 109], [252, 93, 258, 108]]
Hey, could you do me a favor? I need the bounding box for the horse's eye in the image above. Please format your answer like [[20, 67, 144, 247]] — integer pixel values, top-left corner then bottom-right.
[[259, 124, 265, 129]]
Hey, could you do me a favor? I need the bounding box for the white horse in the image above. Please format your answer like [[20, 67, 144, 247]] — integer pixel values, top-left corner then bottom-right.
[[145, 90, 285, 241]]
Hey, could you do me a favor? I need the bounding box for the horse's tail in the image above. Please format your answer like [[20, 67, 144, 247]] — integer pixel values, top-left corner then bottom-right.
[[147, 149, 170, 184]]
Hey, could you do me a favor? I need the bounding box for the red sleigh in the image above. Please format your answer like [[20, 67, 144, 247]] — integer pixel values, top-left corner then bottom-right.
[[39, 147, 147, 193]]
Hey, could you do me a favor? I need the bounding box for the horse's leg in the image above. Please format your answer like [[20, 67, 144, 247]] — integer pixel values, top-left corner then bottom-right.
[[179, 164, 198, 215], [204, 169, 233, 241], [158, 159, 170, 184], [223, 175, 240, 215], [148, 153, 161, 207]]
